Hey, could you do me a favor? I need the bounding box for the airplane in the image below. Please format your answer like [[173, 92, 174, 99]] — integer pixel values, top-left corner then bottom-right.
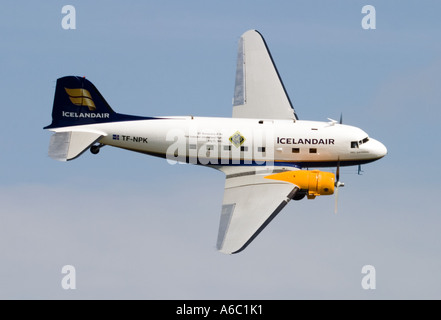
[[44, 30, 387, 254]]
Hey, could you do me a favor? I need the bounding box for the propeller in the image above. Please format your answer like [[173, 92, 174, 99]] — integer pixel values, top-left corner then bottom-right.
[[334, 159, 345, 214], [327, 113, 344, 213], [332, 114, 343, 213]]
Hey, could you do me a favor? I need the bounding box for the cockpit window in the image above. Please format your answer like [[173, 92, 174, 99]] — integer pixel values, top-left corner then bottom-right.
[[351, 136, 369, 148]]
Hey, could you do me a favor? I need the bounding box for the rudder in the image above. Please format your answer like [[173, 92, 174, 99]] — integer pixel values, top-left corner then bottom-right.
[[44, 76, 155, 161], [45, 76, 117, 129]]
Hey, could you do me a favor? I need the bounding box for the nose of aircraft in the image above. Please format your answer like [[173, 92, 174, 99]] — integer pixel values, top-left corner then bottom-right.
[[370, 138, 387, 159]]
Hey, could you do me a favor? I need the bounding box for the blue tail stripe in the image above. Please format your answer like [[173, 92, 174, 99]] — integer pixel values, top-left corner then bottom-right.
[[44, 76, 155, 129]]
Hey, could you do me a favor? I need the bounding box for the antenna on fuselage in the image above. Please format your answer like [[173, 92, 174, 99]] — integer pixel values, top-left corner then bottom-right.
[[327, 113, 343, 127]]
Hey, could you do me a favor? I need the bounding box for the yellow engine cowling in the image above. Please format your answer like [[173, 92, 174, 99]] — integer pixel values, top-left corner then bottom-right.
[[265, 170, 335, 199]]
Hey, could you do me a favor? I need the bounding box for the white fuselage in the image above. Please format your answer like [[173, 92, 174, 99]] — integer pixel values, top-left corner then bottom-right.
[[55, 116, 387, 168]]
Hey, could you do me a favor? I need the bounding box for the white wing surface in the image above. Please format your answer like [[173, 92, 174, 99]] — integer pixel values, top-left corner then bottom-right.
[[216, 167, 299, 254], [232, 30, 298, 120]]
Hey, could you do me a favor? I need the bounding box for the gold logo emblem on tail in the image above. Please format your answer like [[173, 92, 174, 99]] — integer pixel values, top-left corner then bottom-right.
[[64, 88, 96, 111]]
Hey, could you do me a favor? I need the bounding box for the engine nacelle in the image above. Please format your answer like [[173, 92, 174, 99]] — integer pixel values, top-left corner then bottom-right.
[[265, 170, 335, 199]]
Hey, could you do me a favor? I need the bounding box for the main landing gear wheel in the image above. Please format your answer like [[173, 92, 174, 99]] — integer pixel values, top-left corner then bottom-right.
[[292, 193, 306, 201]]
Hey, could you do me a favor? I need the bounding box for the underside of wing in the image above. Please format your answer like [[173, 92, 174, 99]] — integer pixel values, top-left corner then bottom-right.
[[216, 167, 299, 254], [232, 30, 298, 120]]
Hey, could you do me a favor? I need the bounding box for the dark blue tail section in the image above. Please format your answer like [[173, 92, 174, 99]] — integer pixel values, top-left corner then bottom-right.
[[45, 76, 149, 129]]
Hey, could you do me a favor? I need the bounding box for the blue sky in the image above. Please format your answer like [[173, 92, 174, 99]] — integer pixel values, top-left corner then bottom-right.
[[1, 1, 440, 299]]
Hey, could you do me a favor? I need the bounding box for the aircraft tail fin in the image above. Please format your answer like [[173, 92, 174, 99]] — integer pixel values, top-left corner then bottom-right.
[[44, 76, 154, 161], [45, 76, 118, 129]]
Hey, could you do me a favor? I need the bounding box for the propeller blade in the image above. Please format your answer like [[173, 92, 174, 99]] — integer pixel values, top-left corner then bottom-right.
[[334, 158, 344, 214], [336, 162, 340, 182]]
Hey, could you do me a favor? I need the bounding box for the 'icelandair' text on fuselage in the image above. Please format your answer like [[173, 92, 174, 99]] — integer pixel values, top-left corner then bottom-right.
[[277, 137, 335, 145], [62, 111, 110, 118]]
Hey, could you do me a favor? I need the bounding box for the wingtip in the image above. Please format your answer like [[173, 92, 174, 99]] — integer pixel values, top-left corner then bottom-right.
[[242, 29, 261, 37], [217, 246, 233, 255], [218, 249, 238, 255], [217, 243, 247, 255]]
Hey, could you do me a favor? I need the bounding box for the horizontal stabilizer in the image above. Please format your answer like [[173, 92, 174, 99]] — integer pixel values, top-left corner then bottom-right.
[[48, 131, 103, 161]]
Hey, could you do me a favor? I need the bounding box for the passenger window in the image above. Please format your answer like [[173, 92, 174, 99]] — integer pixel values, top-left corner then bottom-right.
[[257, 147, 266, 152], [309, 148, 317, 154], [292, 148, 300, 153], [241, 146, 248, 152]]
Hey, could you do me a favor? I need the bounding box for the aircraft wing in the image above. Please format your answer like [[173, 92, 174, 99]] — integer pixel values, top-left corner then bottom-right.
[[216, 167, 299, 254], [232, 30, 298, 120]]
